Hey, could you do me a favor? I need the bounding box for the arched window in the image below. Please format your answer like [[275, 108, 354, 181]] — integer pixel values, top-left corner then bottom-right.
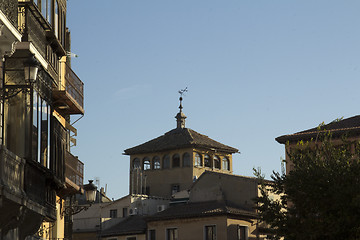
[[163, 155, 170, 169], [133, 158, 141, 169], [222, 157, 230, 171], [153, 156, 161, 169], [183, 152, 191, 167], [214, 156, 221, 169], [173, 154, 180, 168], [143, 157, 151, 170], [204, 154, 211, 168], [195, 153, 202, 167]]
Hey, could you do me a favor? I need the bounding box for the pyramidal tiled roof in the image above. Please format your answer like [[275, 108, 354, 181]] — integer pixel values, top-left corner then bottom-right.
[[276, 115, 360, 144], [124, 128, 238, 155]]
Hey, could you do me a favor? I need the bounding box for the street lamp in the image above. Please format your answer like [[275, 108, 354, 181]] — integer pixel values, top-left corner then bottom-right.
[[61, 180, 98, 216], [83, 180, 97, 203], [23, 54, 39, 83]]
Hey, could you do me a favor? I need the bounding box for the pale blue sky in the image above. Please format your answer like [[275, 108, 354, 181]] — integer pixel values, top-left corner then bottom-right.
[[67, 0, 360, 199]]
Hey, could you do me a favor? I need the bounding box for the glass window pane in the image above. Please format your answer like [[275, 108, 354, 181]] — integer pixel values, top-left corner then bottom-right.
[[214, 156, 220, 169], [133, 158, 140, 169], [32, 91, 38, 162], [172, 154, 180, 168], [40, 99, 49, 167], [143, 157, 151, 170], [153, 156, 160, 169], [47, 0, 51, 24], [55, 0, 59, 38], [195, 153, 202, 166], [204, 154, 211, 167], [163, 155, 170, 169], [182, 152, 191, 167]]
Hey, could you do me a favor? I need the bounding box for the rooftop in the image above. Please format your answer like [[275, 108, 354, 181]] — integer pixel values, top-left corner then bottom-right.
[[276, 115, 360, 144], [124, 128, 238, 155]]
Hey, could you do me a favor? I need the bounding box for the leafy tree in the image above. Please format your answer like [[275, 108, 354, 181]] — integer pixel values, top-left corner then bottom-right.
[[255, 132, 360, 240]]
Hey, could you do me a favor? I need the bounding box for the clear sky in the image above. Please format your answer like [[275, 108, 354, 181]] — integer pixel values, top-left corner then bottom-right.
[[67, 0, 360, 199]]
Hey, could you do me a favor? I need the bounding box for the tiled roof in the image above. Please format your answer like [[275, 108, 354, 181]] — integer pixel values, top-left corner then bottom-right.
[[276, 115, 360, 144], [100, 215, 147, 237], [147, 200, 257, 222], [124, 128, 238, 155]]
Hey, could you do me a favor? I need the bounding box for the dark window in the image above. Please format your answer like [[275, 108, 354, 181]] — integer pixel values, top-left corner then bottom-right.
[[166, 228, 178, 240], [143, 157, 151, 170], [172, 154, 180, 168], [110, 209, 117, 218], [204, 154, 211, 168], [214, 156, 220, 169], [122, 207, 128, 218], [195, 153, 202, 166], [163, 155, 170, 169], [171, 184, 180, 195], [182, 152, 191, 167], [148, 229, 156, 240], [205, 225, 216, 240], [237, 225, 248, 240], [133, 158, 141, 169], [153, 156, 161, 169]]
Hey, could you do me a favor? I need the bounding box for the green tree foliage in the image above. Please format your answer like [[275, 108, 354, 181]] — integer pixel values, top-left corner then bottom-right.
[[255, 133, 360, 240]]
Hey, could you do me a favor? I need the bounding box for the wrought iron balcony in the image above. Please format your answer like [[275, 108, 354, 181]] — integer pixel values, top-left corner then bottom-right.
[[65, 151, 84, 193], [53, 61, 84, 115]]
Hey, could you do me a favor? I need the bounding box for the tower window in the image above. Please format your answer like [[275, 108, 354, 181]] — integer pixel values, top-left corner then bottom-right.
[[153, 156, 161, 169], [163, 155, 170, 169], [183, 152, 191, 167], [172, 154, 180, 168], [133, 158, 141, 169], [204, 154, 211, 168], [222, 157, 230, 171], [143, 157, 151, 170], [214, 156, 221, 169], [195, 153, 202, 167]]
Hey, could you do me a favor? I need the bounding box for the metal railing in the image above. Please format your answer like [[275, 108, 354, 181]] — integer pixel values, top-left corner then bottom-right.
[[63, 63, 84, 110], [65, 151, 84, 187]]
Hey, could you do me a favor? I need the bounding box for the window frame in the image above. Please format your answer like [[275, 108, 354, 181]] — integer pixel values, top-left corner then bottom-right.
[[148, 229, 156, 240], [222, 157, 230, 171], [204, 154, 211, 168], [143, 157, 151, 170], [204, 225, 217, 240], [166, 227, 178, 240], [163, 155, 170, 169], [195, 153, 203, 167], [237, 225, 248, 240], [213, 156, 221, 169], [172, 154, 180, 168], [153, 156, 161, 169], [133, 158, 141, 169], [109, 209, 118, 218], [182, 152, 191, 167]]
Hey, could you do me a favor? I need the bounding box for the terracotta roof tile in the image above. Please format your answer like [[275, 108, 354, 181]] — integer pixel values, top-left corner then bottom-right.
[[124, 128, 238, 155], [276, 115, 360, 144], [100, 215, 147, 237], [147, 200, 257, 221]]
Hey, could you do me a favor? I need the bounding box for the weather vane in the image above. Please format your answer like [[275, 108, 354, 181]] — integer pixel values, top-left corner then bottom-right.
[[178, 87, 188, 98]]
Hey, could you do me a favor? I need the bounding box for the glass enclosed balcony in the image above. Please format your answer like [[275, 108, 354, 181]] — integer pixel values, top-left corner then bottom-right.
[[53, 60, 84, 115], [65, 150, 84, 190]]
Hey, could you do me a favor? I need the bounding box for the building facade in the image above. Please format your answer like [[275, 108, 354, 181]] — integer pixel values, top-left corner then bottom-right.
[[124, 98, 239, 198], [0, 0, 85, 239]]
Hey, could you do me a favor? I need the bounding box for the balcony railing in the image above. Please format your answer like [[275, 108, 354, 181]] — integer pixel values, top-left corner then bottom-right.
[[0, 146, 24, 197], [65, 151, 84, 187], [53, 62, 84, 115]]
